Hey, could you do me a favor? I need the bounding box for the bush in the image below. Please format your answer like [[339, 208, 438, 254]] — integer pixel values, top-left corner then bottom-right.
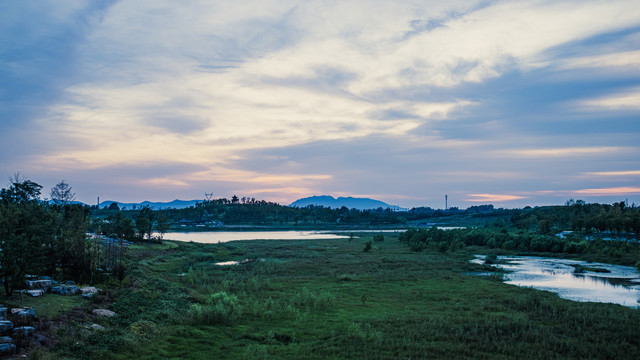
[[188, 291, 243, 324], [291, 287, 335, 309], [347, 322, 382, 342], [363, 241, 372, 252], [373, 234, 384, 242], [484, 254, 497, 264], [130, 320, 159, 340], [243, 344, 268, 360]]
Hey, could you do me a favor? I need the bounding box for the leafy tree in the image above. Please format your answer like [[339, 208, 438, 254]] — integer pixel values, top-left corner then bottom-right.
[[0, 177, 55, 295], [155, 212, 171, 240], [50, 180, 76, 205], [0, 173, 42, 204], [55, 204, 92, 282], [137, 206, 154, 245]]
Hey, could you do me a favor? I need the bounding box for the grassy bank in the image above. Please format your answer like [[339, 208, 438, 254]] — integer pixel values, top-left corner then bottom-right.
[[40, 234, 640, 359]]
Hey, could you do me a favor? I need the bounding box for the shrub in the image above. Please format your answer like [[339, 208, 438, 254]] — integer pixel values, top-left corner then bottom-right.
[[243, 344, 268, 360], [130, 320, 159, 340], [291, 287, 335, 309], [347, 322, 382, 342], [188, 291, 243, 324], [363, 241, 372, 252], [484, 254, 497, 264]]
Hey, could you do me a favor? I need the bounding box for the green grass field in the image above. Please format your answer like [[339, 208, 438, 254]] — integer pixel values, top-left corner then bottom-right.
[[45, 234, 640, 359], [2, 292, 88, 319]]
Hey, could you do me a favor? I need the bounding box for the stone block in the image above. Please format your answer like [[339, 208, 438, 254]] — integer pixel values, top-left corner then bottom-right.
[[92, 309, 117, 317], [13, 326, 35, 336], [0, 343, 15, 354], [0, 320, 13, 334], [26, 289, 44, 297]]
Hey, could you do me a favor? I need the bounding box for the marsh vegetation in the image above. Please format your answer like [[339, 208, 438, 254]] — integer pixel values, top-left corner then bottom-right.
[[33, 234, 640, 359]]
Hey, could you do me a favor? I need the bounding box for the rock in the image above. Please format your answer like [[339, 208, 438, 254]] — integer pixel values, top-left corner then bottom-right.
[[0, 307, 7, 318], [0, 320, 13, 334], [50, 284, 81, 296], [0, 336, 13, 344], [49, 285, 66, 295], [80, 287, 101, 298], [25, 289, 44, 297], [25, 279, 52, 291], [13, 326, 35, 336], [81, 286, 100, 294], [0, 343, 15, 354], [89, 324, 105, 331], [92, 309, 117, 318], [11, 307, 36, 318]]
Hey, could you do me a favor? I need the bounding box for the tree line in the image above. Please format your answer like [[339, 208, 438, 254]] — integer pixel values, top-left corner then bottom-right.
[[399, 226, 640, 267], [510, 200, 640, 236], [0, 176, 125, 296]]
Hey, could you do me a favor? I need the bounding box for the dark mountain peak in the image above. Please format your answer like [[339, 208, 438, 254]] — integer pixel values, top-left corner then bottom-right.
[[289, 195, 401, 210]]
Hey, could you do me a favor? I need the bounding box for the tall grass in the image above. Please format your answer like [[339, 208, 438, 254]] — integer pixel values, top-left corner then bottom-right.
[[46, 237, 640, 360], [188, 291, 243, 325]]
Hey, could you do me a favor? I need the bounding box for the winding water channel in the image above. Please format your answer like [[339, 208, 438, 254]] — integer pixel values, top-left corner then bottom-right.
[[472, 255, 640, 308]]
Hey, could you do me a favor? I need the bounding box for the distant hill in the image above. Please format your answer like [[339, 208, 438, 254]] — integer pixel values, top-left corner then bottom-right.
[[289, 195, 402, 211], [100, 199, 200, 210]]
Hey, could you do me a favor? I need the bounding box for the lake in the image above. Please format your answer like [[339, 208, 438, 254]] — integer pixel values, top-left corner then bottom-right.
[[160, 227, 471, 244], [162, 230, 353, 243], [472, 255, 640, 308]]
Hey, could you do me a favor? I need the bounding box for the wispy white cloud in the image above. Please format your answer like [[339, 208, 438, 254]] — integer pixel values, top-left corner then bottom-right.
[[466, 194, 528, 202], [577, 87, 640, 111], [505, 147, 626, 158], [575, 187, 640, 196], [556, 50, 640, 70], [584, 170, 640, 176]]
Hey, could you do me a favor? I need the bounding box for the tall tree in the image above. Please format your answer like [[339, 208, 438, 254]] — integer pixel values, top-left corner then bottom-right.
[[0, 173, 42, 204], [136, 206, 154, 246], [50, 180, 76, 206], [155, 212, 171, 240], [0, 177, 54, 296]]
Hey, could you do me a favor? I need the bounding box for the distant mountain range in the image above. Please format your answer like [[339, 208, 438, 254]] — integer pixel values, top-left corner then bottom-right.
[[99, 199, 200, 210], [91, 196, 402, 211], [289, 195, 402, 211]]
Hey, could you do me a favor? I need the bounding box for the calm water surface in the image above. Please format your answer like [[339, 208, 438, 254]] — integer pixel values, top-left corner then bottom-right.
[[472, 255, 640, 308], [162, 227, 465, 244], [163, 230, 351, 243]]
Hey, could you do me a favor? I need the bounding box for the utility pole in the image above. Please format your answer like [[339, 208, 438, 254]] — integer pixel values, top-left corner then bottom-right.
[[445, 194, 448, 210]]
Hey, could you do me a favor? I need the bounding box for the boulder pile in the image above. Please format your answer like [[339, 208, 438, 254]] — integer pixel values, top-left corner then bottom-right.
[[23, 278, 101, 298], [0, 305, 38, 355]]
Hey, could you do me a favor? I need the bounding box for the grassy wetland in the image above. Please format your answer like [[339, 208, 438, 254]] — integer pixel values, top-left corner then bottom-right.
[[35, 232, 640, 360]]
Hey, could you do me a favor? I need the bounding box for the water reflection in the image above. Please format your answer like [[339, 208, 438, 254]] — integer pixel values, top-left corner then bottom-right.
[[163, 230, 350, 243], [473, 255, 640, 308]]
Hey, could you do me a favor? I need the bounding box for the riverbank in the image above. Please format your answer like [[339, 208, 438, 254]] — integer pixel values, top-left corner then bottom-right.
[[31, 234, 640, 359]]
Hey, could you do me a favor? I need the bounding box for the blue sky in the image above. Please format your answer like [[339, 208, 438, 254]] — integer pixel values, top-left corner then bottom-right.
[[1, 0, 639, 208]]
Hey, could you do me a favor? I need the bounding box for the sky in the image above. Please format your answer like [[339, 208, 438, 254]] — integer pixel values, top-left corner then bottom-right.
[[1, 0, 640, 209]]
